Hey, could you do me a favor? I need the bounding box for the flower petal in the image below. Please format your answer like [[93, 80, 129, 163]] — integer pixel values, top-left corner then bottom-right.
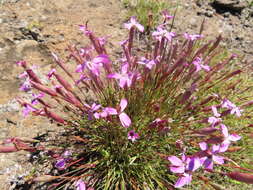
[[55, 159, 66, 170], [212, 155, 224, 165], [220, 124, 229, 137], [119, 112, 131, 127], [121, 63, 129, 74], [201, 64, 210, 72], [212, 144, 221, 153], [188, 157, 201, 172], [174, 174, 192, 188], [75, 179, 86, 190], [135, 23, 144, 32], [220, 142, 230, 152], [107, 73, 121, 79], [120, 99, 128, 112], [228, 134, 241, 142], [118, 78, 127, 89], [211, 106, 220, 117], [203, 158, 213, 169], [127, 130, 139, 142], [93, 54, 110, 64], [167, 156, 183, 166], [199, 142, 208, 151], [170, 166, 185, 174], [105, 107, 118, 115]]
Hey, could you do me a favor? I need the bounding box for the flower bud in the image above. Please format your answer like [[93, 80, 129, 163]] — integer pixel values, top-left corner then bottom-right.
[[226, 172, 253, 184], [33, 175, 59, 182], [44, 108, 66, 124], [31, 81, 58, 97]]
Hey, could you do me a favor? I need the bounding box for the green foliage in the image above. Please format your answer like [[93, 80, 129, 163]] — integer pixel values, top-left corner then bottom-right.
[[26, 20, 43, 31], [121, 0, 172, 30], [13, 15, 253, 189], [249, 0, 253, 7]]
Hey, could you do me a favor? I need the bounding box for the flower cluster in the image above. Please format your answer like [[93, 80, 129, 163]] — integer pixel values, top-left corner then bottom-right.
[[168, 100, 242, 188], [8, 13, 253, 189]]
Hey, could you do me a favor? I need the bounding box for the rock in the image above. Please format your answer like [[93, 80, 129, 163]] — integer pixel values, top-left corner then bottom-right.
[[16, 40, 38, 55], [0, 0, 21, 4], [213, 0, 248, 12], [205, 10, 215, 17], [196, 0, 209, 7], [223, 12, 230, 17], [0, 99, 20, 114]]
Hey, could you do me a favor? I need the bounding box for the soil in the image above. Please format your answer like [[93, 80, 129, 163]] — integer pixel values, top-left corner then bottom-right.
[[0, 0, 252, 189], [0, 0, 125, 189], [169, 0, 253, 61]]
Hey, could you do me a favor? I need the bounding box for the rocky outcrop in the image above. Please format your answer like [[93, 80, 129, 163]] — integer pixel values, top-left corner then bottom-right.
[[212, 0, 248, 14]]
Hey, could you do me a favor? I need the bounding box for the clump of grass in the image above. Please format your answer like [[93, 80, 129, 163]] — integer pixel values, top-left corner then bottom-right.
[[1, 12, 253, 190], [122, 0, 172, 31], [248, 0, 253, 7]]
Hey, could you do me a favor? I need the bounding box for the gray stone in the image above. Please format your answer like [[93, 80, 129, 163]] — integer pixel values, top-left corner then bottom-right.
[[0, 0, 21, 4], [205, 10, 215, 17], [223, 12, 230, 17], [214, 0, 248, 11], [0, 99, 20, 114], [16, 40, 38, 55]]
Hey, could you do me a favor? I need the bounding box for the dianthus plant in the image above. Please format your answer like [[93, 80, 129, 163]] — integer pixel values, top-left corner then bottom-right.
[[4, 14, 253, 189]]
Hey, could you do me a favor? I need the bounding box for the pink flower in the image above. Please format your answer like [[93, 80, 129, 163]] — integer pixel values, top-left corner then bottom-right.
[[22, 104, 36, 117], [16, 61, 27, 68], [207, 116, 221, 127], [94, 99, 131, 127], [47, 68, 56, 79], [127, 130, 139, 142], [108, 63, 140, 89], [31, 93, 44, 104], [211, 106, 221, 117], [97, 36, 108, 46], [184, 33, 203, 41], [79, 24, 92, 36], [79, 47, 93, 58], [149, 118, 169, 132], [168, 155, 201, 174], [208, 106, 222, 127], [74, 179, 86, 190], [219, 124, 241, 152], [152, 26, 176, 42], [162, 10, 174, 20], [55, 158, 66, 170], [93, 54, 112, 73], [55, 151, 72, 170], [168, 155, 201, 188], [221, 99, 242, 117], [75, 74, 90, 85], [84, 61, 102, 76], [88, 103, 101, 120], [137, 57, 156, 70], [199, 142, 224, 169], [76, 55, 110, 76], [18, 71, 28, 79], [119, 39, 128, 46], [93, 54, 111, 65], [124, 16, 144, 32], [192, 57, 210, 72], [76, 64, 85, 73], [19, 79, 31, 92], [99, 107, 118, 118], [174, 173, 192, 188]]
